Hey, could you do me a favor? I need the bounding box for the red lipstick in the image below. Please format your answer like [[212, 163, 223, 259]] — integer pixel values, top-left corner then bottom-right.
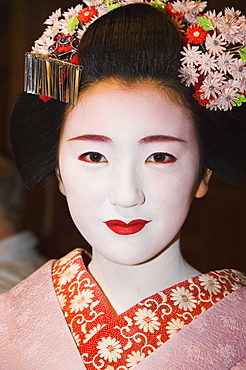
[[104, 219, 150, 235]]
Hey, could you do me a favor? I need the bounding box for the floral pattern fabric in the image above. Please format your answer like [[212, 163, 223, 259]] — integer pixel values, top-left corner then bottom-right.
[[52, 249, 246, 370]]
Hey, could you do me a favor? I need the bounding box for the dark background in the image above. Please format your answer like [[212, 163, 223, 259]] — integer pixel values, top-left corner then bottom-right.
[[0, 0, 245, 272]]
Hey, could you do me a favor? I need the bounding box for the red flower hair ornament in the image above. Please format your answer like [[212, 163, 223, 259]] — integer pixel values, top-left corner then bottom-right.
[[25, 0, 246, 111]]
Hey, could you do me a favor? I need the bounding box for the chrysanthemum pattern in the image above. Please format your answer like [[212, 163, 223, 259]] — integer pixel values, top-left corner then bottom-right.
[[133, 307, 161, 333], [126, 350, 146, 368], [31, 1, 246, 112], [170, 286, 197, 311], [52, 249, 246, 370], [178, 6, 246, 111], [166, 318, 185, 337]]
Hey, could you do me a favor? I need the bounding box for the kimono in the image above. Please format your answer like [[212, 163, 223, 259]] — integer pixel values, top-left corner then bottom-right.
[[0, 248, 245, 370], [0, 231, 45, 293]]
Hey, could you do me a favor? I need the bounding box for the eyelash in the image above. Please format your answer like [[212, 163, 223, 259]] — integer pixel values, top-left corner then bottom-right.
[[78, 152, 107, 163], [146, 152, 177, 164], [78, 152, 177, 164]]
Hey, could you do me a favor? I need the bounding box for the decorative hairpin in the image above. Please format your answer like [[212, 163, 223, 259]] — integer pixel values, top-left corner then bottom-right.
[[25, 0, 246, 110]]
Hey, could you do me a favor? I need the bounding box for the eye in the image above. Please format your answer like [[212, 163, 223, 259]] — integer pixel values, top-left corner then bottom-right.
[[78, 152, 107, 163], [146, 152, 177, 164]]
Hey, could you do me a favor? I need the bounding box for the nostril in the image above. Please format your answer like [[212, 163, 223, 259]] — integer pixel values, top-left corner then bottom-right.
[[109, 182, 145, 208]]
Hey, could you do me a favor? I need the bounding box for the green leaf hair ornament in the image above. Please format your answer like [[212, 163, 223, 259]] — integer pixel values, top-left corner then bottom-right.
[[197, 16, 214, 31]]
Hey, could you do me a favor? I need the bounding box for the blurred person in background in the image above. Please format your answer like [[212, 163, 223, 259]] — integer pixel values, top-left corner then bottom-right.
[[0, 154, 46, 293]]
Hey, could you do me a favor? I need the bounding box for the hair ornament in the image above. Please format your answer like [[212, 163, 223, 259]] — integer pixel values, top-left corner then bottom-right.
[[25, 0, 246, 110]]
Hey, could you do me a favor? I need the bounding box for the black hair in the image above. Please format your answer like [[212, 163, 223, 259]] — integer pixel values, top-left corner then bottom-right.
[[10, 3, 246, 188], [10, 95, 66, 188], [79, 4, 181, 84], [78, 4, 246, 185]]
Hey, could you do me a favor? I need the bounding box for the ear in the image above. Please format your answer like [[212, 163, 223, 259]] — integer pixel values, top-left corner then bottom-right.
[[194, 169, 212, 199], [55, 167, 66, 196]]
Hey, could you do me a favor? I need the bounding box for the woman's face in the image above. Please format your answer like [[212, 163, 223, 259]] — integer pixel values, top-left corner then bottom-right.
[[58, 81, 209, 265]]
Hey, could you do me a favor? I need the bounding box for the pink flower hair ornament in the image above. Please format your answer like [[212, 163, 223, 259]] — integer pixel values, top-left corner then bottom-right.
[[25, 0, 246, 110]]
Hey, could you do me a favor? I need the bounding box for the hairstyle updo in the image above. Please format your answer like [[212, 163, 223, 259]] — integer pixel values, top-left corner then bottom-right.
[[10, 3, 246, 188]]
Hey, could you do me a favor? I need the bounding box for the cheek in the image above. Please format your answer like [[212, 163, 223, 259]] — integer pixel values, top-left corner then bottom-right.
[[63, 180, 102, 236], [60, 164, 108, 224], [146, 164, 199, 216], [149, 184, 193, 216], [64, 177, 103, 205], [150, 157, 199, 193]]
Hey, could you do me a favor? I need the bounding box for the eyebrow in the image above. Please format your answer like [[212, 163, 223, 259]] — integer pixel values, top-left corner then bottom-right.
[[68, 135, 112, 143], [68, 134, 186, 144], [139, 135, 186, 144]]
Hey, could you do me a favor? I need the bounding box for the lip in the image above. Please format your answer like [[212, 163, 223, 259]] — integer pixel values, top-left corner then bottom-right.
[[104, 219, 150, 235]]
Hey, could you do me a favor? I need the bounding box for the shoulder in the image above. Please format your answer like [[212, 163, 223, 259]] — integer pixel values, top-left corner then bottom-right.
[[136, 287, 246, 370], [0, 259, 56, 335], [0, 261, 55, 366], [0, 259, 83, 368]]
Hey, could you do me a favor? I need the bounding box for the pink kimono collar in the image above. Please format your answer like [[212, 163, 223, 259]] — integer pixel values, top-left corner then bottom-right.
[[52, 248, 246, 370], [0, 253, 245, 369]]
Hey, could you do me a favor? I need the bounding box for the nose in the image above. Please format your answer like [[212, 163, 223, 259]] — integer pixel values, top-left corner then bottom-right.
[[109, 165, 145, 208]]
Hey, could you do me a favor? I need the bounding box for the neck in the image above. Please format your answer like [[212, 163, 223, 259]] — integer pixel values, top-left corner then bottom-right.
[[88, 238, 200, 314]]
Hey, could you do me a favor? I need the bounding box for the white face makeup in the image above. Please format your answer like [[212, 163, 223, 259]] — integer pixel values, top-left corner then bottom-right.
[[58, 81, 208, 266]]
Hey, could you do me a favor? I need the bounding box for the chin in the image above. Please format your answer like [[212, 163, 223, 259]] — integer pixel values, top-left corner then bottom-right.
[[103, 248, 159, 266]]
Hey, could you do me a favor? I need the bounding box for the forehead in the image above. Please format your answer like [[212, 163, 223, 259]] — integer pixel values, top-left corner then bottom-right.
[[62, 81, 197, 142]]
